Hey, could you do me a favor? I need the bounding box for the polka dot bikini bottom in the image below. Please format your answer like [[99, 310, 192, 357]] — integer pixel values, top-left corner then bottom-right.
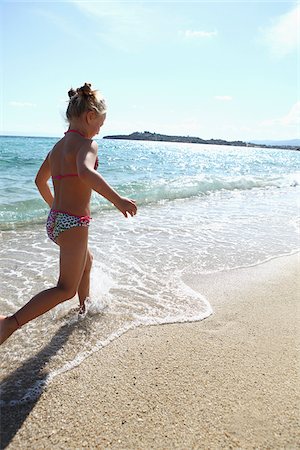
[[46, 209, 91, 244]]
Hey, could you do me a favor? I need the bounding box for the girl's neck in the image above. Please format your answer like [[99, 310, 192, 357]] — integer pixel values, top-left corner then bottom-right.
[[65, 129, 86, 138], [66, 123, 90, 138]]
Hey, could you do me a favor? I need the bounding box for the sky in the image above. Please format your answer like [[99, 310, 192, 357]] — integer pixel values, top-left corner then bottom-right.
[[1, 0, 299, 141]]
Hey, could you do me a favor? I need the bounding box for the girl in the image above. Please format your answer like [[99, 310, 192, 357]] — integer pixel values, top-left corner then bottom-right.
[[0, 83, 137, 345]]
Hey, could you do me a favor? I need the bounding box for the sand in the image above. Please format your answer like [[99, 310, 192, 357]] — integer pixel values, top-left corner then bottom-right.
[[1, 253, 300, 449]]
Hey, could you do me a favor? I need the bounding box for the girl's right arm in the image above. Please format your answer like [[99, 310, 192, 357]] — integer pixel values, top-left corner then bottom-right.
[[77, 141, 137, 218]]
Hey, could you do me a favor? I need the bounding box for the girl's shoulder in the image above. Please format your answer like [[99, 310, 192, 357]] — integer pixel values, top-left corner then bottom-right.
[[79, 138, 98, 155], [48, 138, 64, 158]]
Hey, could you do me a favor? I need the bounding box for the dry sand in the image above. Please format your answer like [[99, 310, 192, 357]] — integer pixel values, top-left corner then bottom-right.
[[2, 253, 300, 449]]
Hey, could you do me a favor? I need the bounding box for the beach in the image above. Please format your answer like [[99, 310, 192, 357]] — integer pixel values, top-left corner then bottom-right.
[[2, 252, 299, 449]]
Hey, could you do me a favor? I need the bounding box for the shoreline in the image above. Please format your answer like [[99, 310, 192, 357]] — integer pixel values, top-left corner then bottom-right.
[[2, 253, 300, 449]]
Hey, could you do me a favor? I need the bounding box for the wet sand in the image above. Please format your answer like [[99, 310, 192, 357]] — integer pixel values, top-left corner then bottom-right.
[[2, 253, 300, 449]]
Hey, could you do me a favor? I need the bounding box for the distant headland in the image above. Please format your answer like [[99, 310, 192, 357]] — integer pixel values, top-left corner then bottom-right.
[[103, 131, 299, 150]]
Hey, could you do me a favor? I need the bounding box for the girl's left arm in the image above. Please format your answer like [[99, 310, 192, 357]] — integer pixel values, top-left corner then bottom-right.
[[35, 153, 54, 208]]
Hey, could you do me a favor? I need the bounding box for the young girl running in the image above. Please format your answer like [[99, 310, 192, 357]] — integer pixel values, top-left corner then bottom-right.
[[0, 83, 137, 345]]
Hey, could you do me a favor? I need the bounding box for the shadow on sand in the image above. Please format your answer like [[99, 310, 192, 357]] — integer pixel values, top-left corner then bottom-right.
[[0, 321, 78, 449]]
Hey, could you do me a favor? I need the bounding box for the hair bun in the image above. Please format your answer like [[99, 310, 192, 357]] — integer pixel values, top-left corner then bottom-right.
[[77, 83, 93, 97], [66, 82, 106, 121], [68, 88, 77, 99]]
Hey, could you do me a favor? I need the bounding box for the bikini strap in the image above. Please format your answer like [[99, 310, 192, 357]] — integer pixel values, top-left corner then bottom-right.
[[52, 173, 78, 180], [65, 129, 86, 138]]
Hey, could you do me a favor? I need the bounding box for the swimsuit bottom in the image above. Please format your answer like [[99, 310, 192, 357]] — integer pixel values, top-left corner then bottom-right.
[[46, 209, 91, 244]]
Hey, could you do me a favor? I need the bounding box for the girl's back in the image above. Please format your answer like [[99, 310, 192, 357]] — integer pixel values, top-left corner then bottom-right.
[[50, 134, 92, 216]]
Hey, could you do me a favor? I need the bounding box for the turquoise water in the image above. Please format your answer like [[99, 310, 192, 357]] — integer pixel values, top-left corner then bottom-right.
[[1, 135, 299, 228], [0, 135, 299, 405]]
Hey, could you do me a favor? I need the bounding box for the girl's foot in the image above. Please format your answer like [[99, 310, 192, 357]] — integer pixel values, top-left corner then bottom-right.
[[78, 297, 89, 316], [78, 303, 86, 315], [0, 315, 19, 345]]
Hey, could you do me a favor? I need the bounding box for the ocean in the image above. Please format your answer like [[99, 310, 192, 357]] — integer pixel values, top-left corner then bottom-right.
[[0, 135, 299, 405]]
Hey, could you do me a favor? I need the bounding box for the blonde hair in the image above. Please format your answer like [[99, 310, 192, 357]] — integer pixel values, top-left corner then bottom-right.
[[66, 83, 107, 121]]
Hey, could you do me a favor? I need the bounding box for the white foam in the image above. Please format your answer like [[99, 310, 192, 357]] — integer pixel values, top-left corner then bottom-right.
[[1, 182, 299, 406]]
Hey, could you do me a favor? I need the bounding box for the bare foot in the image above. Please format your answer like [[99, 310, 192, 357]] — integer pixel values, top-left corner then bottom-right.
[[78, 304, 86, 315], [78, 297, 88, 316], [0, 315, 19, 345]]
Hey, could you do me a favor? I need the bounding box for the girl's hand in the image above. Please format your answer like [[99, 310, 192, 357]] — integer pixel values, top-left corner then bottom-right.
[[115, 197, 137, 218]]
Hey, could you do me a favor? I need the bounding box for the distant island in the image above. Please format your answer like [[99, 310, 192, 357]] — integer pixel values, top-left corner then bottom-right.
[[103, 131, 299, 150]]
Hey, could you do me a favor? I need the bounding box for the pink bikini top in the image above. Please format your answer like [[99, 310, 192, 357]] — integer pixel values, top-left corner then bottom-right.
[[52, 130, 98, 180]]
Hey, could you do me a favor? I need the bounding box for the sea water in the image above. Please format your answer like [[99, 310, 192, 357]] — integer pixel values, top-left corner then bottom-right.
[[0, 136, 299, 405]]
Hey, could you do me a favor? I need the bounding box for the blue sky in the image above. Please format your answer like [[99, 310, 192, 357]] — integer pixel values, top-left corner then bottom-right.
[[1, 0, 299, 141]]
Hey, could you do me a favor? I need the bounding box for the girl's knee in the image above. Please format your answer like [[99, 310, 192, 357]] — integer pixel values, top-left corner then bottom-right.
[[56, 284, 77, 301]]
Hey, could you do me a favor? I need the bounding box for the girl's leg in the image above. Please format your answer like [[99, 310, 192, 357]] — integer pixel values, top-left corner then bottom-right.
[[78, 249, 93, 313], [0, 227, 88, 345]]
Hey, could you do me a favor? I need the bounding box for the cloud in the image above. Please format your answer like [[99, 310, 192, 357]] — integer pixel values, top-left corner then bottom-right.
[[9, 101, 37, 108], [72, 1, 134, 23], [214, 96, 232, 101], [71, 1, 153, 51], [261, 3, 300, 57], [182, 30, 218, 39], [261, 101, 300, 127], [35, 8, 84, 42], [280, 101, 300, 125], [71, 2, 217, 51]]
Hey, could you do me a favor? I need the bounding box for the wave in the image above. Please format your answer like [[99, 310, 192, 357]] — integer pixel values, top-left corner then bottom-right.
[[1, 172, 299, 230], [119, 172, 300, 208]]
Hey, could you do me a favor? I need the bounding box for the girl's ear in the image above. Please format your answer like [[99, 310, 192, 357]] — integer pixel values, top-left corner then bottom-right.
[[86, 110, 96, 124]]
